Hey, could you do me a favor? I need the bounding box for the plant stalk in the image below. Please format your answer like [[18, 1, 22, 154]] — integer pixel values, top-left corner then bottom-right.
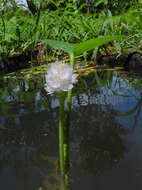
[[59, 93, 65, 175], [63, 53, 75, 174]]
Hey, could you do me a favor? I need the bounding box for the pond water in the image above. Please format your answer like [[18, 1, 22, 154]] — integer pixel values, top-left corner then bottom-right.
[[0, 69, 142, 190]]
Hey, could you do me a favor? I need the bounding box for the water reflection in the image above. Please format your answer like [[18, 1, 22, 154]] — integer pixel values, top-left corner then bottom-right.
[[0, 70, 142, 189], [71, 105, 127, 174]]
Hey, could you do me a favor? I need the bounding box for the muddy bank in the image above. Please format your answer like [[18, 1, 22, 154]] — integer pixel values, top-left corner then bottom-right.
[[0, 51, 38, 74], [97, 52, 142, 70], [0, 51, 142, 74]]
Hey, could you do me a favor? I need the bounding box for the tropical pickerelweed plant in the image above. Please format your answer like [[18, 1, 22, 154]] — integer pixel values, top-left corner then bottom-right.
[[44, 61, 78, 177], [44, 35, 122, 177]]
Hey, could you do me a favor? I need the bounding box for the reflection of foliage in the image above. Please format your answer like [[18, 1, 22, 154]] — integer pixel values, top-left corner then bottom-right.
[[124, 72, 142, 90], [73, 70, 113, 97], [0, 69, 47, 116], [1, 69, 142, 187], [0, 111, 59, 189], [113, 72, 142, 131], [118, 91, 142, 131], [71, 104, 128, 174], [0, 143, 59, 190], [131, 79, 142, 90], [0, 68, 114, 116], [0, 109, 58, 146]]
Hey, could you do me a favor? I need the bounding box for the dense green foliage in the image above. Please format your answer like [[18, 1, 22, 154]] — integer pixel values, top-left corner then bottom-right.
[[0, 0, 142, 61]]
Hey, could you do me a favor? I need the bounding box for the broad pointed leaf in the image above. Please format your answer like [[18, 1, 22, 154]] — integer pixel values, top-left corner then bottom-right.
[[43, 39, 75, 55], [44, 35, 122, 57], [73, 35, 122, 56]]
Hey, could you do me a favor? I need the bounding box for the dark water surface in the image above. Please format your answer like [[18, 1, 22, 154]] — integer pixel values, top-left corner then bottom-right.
[[0, 70, 142, 190]]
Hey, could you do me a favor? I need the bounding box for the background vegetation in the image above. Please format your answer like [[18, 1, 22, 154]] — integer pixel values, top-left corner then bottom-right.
[[0, 0, 142, 62]]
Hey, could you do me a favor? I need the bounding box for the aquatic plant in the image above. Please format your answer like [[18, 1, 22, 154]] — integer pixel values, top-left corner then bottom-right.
[[44, 62, 77, 94], [43, 34, 122, 178], [44, 61, 78, 177], [44, 62, 77, 177]]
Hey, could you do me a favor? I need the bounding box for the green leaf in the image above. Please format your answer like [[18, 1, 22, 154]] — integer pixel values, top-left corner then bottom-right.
[[43, 39, 75, 55], [73, 35, 122, 56], [44, 36, 122, 57]]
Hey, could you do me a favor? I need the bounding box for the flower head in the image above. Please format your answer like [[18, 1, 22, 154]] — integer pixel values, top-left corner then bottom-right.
[[45, 62, 77, 94]]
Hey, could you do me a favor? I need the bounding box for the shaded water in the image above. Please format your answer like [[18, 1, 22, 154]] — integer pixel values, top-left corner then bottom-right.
[[0, 69, 142, 190]]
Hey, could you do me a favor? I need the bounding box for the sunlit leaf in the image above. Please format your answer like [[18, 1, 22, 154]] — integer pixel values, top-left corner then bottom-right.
[[44, 35, 122, 56], [73, 35, 122, 56], [43, 39, 75, 54]]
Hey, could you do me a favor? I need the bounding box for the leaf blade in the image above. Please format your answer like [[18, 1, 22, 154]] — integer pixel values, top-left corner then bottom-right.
[[73, 35, 122, 56], [43, 39, 75, 55]]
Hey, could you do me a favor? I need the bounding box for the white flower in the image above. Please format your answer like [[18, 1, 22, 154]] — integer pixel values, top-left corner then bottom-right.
[[45, 62, 77, 94]]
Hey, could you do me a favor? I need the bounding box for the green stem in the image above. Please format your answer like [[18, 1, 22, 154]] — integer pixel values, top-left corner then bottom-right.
[[70, 53, 74, 67], [59, 93, 65, 175], [63, 53, 75, 174], [60, 174, 69, 190], [63, 89, 72, 174]]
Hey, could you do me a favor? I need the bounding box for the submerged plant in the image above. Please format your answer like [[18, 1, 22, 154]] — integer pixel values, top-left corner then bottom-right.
[[44, 62, 77, 94]]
